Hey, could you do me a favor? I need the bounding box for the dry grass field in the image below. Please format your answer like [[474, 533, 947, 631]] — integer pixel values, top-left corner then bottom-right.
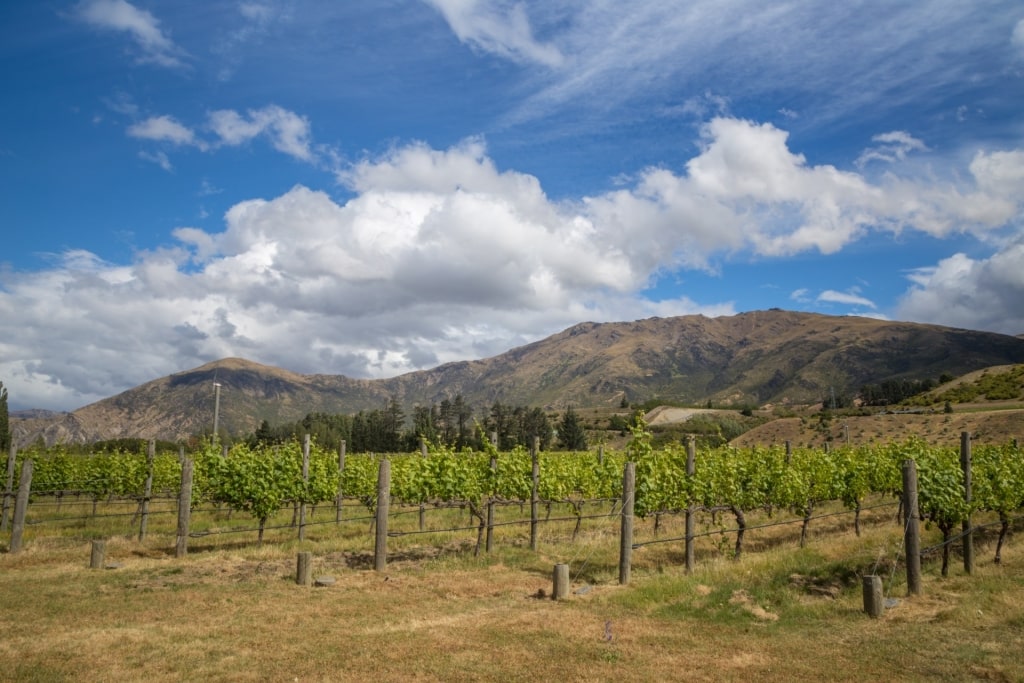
[[731, 407, 1024, 449], [2, 497, 1023, 682]]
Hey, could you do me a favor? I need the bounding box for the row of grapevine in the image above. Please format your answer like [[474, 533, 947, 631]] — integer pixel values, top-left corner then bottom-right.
[[10, 430, 1023, 558]]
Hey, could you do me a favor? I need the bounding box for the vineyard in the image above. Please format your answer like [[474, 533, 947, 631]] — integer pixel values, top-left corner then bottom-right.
[[5, 422, 1023, 574], [4, 424, 1024, 681]]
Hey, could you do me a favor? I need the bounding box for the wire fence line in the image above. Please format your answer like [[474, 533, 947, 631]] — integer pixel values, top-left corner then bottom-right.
[[920, 512, 1024, 555], [630, 501, 900, 549]]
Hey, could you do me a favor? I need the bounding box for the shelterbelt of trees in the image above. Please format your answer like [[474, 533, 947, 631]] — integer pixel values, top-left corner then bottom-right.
[[247, 398, 589, 453]]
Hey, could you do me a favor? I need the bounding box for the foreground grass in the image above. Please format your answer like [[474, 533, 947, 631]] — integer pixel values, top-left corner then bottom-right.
[[1, 500, 1022, 682]]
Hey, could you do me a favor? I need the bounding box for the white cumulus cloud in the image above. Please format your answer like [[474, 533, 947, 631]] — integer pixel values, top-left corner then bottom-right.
[[208, 105, 315, 161], [127, 115, 205, 148], [3, 116, 1024, 410], [897, 243, 1024, 335]]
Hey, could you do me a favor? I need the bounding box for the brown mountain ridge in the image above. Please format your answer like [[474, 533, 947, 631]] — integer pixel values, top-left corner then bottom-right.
[[13, 309, 1024, 446]]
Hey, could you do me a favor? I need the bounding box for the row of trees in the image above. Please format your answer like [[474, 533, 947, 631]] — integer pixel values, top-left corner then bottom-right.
[[0, 381, 9, 454], [859, 377, 945, 406], [248, 397, 589, 453]]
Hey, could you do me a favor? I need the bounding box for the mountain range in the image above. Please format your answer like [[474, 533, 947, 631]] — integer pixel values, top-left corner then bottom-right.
[[12, 309, 1024, 446]]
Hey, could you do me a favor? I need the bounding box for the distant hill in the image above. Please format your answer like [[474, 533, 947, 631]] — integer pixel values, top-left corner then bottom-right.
[[12, 310, 1024, 446]]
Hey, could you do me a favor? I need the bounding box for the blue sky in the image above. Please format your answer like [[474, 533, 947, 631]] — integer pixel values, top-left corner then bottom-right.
[[2, 0, 1023, 411]]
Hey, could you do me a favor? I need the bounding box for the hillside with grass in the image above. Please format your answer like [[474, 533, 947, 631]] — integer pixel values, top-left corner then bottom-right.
[[12, 310, 1024, 447]]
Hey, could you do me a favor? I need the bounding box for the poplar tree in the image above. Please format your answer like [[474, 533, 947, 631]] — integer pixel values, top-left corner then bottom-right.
[[0, 382, 9, 452]]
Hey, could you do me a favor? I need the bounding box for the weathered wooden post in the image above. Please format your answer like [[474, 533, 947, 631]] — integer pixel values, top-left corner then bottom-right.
[[486, 456, 496, 553], [90, 540, 106, 569], [138, 440, 155, 542], [335, 440, 346, 523], [10, 459, 33, 554], [1, 444, 16, 532], [374, 459, 391, 572], [619, 461, 636, 585], [960, 431, 973, 575], [530, 437, 540, 552], [902, 459, 922, 595], [685, 436, 696, 574], [785, 440, 792, 465], [552, 563, 570, 600], [176, 458, 193, 558], [299, 434, 310, 541], [296, 551, 313, 586], [862, 575, 884, 618], [419, 437, 427, 531]]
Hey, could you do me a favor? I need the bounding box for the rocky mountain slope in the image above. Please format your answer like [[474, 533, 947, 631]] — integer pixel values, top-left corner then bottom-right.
[[12, 310, 1024, 446]]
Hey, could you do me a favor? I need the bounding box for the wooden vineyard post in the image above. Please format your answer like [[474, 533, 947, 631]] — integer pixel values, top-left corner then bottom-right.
[[374, 459, 391, 572], [619, 461, 635, 585], [138, 439, 155, 542], [862, 575, 884, 618], [299, 434, 310, 541], [90, 540, 106, 569], [336, 440, 346, 523], [1, 444, 16, 532], [785, 441, 792, 465], [486, 456, 496, 553], [552, 563, 570, 600], [419, 438, 427, 531], [176, 458, 193, 558], [685, 436, 696, 574], [296, 551, 312, 586], [530, 437, 540, 552], [902, 459, 922, 595], [960, 431, 974, 575], [10, 459, 33, 554]]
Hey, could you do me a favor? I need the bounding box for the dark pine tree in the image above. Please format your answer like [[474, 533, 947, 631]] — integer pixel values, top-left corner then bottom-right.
[[557, 406, 587, 451]]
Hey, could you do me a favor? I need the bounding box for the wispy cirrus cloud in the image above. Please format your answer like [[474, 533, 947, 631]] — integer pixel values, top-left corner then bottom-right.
[[855, 131, 929, 168], [75, 0, 188, 68], [423, 0, 564, 67], [817, 289, 877, 309], [429, 1, 1019, 136]]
